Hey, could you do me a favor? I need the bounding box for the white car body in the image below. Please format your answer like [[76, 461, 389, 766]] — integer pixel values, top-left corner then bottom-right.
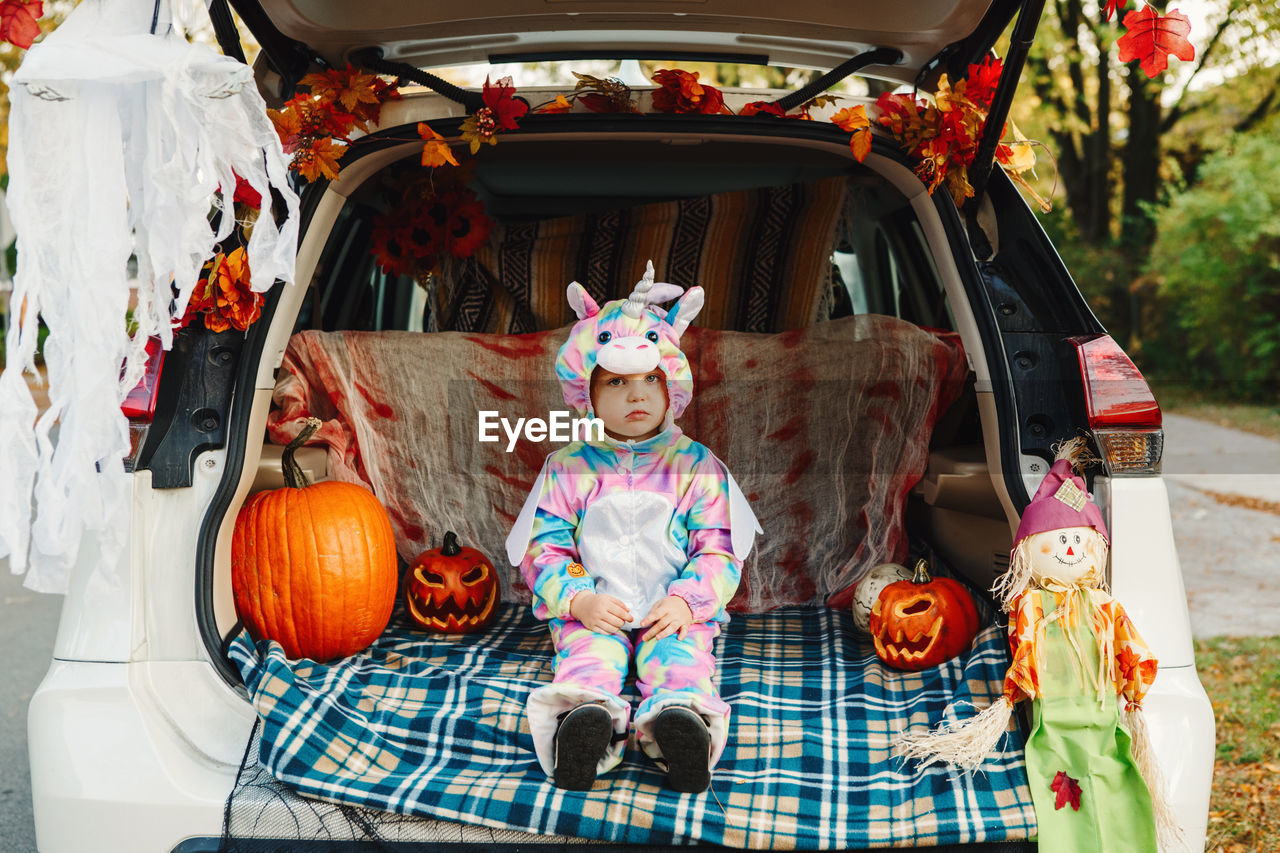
[[26, 2, 1215, 850]]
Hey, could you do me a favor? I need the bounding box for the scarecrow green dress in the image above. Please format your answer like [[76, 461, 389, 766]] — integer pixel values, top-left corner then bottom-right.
[[1013, 587, 1159, 853]]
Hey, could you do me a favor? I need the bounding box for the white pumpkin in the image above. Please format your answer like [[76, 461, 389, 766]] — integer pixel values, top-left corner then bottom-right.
[[850, 562, 914, 633]]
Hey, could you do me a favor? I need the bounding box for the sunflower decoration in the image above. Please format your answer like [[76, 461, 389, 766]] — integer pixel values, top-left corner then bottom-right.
[[443, 188, 491, 258], [368, 165, 493, 281], [370, 212, 417, 278]]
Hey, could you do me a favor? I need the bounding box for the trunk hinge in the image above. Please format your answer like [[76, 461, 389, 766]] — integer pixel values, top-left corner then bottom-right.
[[226, 0, 326, 98], [351, 47, 486, 113], [207, 0, 247, 64], [768, 47, 903, 113], [966, 0, 1046, 208]]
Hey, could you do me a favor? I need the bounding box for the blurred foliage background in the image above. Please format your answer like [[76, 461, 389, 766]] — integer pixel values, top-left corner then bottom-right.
[[3, 0, 1280, 399], [1011, 0, 1280, 400]]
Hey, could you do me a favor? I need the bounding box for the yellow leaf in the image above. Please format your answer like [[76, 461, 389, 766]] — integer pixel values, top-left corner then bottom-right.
[[540, 94, 574, 114], [849, 128, 873, 162], [832, 105, 870, 133], [418, 123, 459, 167], [998, 118, 1037, 174]]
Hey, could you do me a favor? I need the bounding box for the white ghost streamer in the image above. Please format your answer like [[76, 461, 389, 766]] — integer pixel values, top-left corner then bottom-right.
[[0, 0, 299, 593]]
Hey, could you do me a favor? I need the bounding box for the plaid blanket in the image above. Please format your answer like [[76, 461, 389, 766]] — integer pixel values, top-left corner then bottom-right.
[[227, 605, 1036, 849]]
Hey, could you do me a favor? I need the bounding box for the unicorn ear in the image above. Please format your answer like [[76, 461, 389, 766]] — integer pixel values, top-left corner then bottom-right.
[[665, 286, 704, 338], [566, 281, 599, 320], [647, 283, 685, 305]]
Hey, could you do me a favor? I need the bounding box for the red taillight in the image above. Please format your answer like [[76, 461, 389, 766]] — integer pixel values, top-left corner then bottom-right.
[[121, 337, 165, 421], [122, 337, 165, 471], [1071, 335, 1162, 474], [1071, 335, 1161, 428]]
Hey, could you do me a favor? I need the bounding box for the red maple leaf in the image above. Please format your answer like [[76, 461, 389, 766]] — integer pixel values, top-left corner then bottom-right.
[[482, 76, 529, 130], [963, 56, 1004, 110], [1051, 771, 1083, 811], [0, 0, 43, 49], [1117, 6, 1195, 78], [1103, 0, 1128, 22]]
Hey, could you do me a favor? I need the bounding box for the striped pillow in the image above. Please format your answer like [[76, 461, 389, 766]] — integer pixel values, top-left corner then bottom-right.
[[435, 176, 848, 334]]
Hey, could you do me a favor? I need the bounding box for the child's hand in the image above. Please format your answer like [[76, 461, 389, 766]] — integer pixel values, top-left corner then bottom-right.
[[640, 596, 694, 642], [569, 591, 633, 634]]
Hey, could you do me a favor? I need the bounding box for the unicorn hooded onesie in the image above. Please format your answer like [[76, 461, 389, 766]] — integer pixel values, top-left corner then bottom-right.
[[506, 262, 761, 782]]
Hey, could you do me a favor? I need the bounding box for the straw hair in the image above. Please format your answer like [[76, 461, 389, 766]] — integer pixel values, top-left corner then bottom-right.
[[1124, 706, 1188, 852], [896, 698, 1014, 771], [1052, 435, 1101, 472], [993, 539, 1036, 611]]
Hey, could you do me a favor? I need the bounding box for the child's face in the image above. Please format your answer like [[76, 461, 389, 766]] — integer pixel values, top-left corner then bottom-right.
[[590, 368, 668, 442]]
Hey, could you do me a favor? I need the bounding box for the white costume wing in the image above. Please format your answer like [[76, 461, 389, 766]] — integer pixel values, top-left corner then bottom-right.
[[725, 467, 763, 562], [505, 457, 551, 567]]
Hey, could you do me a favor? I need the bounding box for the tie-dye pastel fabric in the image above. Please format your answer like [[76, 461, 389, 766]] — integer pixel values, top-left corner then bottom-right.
[[507, 264, 760, 780], [520, 424, 741, 626]]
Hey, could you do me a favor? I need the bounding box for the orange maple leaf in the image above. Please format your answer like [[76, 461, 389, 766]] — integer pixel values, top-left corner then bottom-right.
[[267, 107, 301, 152], [1116, 6, 1195, 78], [301, 66, 383, 113], [294, 136, 346, 183], [418, 123, 460, 168], [831, 105, 871, 133]]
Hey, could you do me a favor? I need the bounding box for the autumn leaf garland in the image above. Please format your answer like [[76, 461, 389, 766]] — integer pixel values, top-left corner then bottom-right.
[[268, 66, 402, 182]]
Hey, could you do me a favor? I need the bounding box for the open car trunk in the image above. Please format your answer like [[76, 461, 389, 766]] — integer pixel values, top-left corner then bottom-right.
[[207, 104, 1038, 849]]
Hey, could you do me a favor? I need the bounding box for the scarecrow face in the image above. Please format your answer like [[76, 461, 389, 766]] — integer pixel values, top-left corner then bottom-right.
[[1026, 526, 1106, 586]]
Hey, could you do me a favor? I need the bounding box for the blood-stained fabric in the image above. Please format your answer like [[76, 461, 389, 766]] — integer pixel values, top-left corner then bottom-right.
[[267, 314, 967, 611]]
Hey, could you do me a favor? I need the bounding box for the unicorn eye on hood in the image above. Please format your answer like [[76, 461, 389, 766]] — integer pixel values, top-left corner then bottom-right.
[[555, 260, 704, 420]]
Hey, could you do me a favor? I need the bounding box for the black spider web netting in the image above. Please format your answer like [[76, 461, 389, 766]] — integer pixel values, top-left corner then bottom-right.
[[219, 720, 596, 851]]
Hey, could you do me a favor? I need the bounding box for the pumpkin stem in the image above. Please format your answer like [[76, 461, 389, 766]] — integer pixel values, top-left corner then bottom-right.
[[912, 558, 933, 585], [442, 531, 461, 557], [283, 417, 322, 489]]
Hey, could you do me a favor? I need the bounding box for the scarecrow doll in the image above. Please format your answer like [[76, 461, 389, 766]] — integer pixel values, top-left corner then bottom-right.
[[898, 439, 1184, 852]]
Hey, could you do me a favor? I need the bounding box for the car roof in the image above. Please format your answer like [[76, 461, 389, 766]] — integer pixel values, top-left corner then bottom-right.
[[235, 0, 1020, 86]]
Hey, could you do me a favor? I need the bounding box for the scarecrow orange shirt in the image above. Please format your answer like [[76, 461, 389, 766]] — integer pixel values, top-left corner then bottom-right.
[[1003, 586, 1160, 710]]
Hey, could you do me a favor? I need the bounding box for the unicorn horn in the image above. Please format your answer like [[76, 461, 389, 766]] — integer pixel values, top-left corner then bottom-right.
[[622, 260, 656, 318]]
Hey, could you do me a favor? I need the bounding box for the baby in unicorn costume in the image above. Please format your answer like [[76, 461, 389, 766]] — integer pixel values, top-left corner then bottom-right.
[[506, 262, 761, 792]]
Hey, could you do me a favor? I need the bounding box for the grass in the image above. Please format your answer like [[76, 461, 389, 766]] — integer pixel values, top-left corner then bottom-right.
[[1194, 635, 1280, 852], [1152, 380, 1280, 441]]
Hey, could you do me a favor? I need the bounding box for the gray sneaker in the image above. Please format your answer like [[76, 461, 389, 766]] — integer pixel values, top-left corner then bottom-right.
[[652, 706, 712, 793], [552, 703, 614, 791]]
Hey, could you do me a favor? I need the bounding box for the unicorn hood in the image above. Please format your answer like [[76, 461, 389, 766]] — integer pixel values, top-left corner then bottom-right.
[[555, 261, 704, 421]]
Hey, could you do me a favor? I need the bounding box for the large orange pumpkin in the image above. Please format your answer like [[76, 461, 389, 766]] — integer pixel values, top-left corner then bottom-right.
[[232, 418, 398, 662], [870, 558, 980, 671]]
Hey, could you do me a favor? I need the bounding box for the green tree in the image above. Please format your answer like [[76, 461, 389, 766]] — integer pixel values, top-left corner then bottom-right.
[[1018, 0, 1280, 347], [1145, 119, 1280, 398]]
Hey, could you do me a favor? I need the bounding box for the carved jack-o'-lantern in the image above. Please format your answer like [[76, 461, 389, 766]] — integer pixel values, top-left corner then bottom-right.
[[405, 531, 499, 634], [870, 559, 979, 671]]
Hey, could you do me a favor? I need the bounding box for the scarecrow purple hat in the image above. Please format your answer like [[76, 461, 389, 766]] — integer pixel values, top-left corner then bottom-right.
[[1014, 457, 1110, 545]]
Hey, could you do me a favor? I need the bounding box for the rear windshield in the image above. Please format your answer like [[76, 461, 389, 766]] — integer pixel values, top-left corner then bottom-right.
[[295, 137, 951, 336]]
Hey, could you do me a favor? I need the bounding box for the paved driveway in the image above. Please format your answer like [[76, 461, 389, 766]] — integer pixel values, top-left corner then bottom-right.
[[1163, 413, 1280, 638]]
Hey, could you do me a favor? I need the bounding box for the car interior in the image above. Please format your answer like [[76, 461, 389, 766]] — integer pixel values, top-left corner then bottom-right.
[[226, 132, 1015, 632]]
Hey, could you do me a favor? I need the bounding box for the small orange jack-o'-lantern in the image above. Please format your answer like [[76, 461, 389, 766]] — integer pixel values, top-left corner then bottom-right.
[[870, 559, 979, 671], [405, 531, 499, 634]]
